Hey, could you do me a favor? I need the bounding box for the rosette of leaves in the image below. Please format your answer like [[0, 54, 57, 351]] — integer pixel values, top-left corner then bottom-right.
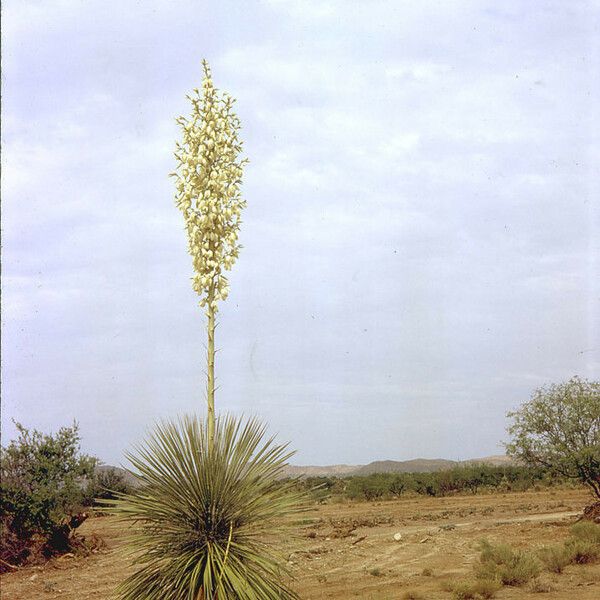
[[111, 415, 303, 600]]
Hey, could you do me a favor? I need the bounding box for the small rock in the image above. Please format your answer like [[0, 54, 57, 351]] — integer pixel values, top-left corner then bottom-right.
[[29, 574, 38, 582], [393, 532, 403, 542], [419, 537, 430, 543]]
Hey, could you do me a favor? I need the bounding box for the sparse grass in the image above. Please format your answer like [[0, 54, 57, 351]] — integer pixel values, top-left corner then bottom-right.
[[564, 538, 600, 564], [527, 577, 555, 593], [449, 579, 501, 599], [475, 539, 541, 585], [471, 579, 502, 598], [571, 521, 600, 545], [451, 582, 476, 599], [401, 591, 425, 600], [537, 544, 572, 573], [559, 520, 600, 565]]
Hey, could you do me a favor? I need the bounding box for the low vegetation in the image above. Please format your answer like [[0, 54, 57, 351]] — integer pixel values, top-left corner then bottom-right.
[[292, 463, 571, 503], [0, 423, 133, 572], [457, 520, 600, 596], [0, 423, 96, 571], [475, 539, 541, 585]]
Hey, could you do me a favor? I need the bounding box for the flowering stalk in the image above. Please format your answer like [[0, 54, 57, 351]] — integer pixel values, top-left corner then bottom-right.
[[173, 60, 246, 449]]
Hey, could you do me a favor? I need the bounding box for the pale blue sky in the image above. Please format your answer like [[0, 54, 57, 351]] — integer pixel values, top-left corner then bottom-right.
[[2, 0, 599, 465]]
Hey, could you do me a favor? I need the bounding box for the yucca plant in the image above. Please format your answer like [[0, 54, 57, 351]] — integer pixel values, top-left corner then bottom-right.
[[112, 415, 302, 600], [113, 62, 304, 599]]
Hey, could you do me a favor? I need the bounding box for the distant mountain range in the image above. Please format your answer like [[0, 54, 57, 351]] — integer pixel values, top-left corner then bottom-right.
[[99, 455, 515, 482], [280, 455, 514, 478]]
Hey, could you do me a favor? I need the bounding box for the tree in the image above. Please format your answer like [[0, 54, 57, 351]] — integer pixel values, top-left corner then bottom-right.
[[173, 60, 247, 447], [506, 377, 600, 498], [0, 422, 96, 569]]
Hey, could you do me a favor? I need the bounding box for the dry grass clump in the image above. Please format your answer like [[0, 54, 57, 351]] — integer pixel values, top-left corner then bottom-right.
[[527, 576, 555, 593], [475, 539, 541, 586], [537, 544, 572, 573], [471, 579, 502, 598], [401, 591, 425, 600], [565, 539, 600, 564], [451, 582, 476, 599], [562, 521, 600, 564], [571, 520, 600, 544], [450, 579, 501, 599]]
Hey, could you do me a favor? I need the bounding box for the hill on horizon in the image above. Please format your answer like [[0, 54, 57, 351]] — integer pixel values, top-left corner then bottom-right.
[[281, 454, 515, 478], [99, 455, 515, 482]]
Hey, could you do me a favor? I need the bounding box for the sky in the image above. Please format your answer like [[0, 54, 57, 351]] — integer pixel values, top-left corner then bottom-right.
[[2, 0, 599, 467]]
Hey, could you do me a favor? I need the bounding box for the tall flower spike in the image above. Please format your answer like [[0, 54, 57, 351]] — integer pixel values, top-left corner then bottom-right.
[[173, 60, 247, 315], [173, 60, 247, 447]]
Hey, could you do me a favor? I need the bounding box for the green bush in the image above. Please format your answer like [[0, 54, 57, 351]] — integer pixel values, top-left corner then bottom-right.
[[0, 422, 96, 569], [86, 467, 132, 503]]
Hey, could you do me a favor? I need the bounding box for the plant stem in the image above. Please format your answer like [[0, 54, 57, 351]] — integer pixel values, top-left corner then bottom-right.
[[207, 295, 216, 450]]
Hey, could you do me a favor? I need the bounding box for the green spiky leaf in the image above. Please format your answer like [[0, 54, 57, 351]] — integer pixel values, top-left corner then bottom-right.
[[109, 415, 305, 600]]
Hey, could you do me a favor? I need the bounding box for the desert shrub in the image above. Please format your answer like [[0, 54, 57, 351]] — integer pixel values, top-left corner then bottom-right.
[[562, 521, 600, 564], [346, 474, 396, 500], [452, 582, 476, 599], [449, 579, 500, 599], [85, 467, 132, 503], [528, 577, 555, 593], [412, 472, 440, 496], [421, 567, 433, 576], [570, 521, 600, 545], [402, 591, 425, 600], [368, 567, 383, 577], [471, 579, 502, 598], [565, 539, 600, 564], [0, 422, 96, 570], [476, 539, 541, 586], [537, 544, 572, 573]]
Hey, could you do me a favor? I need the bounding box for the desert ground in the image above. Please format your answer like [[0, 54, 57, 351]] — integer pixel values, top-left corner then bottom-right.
[[2, 488, 598, 600]]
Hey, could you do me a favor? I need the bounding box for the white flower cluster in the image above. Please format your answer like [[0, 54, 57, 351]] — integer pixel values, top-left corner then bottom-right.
[[173, 61, 247, 313]]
